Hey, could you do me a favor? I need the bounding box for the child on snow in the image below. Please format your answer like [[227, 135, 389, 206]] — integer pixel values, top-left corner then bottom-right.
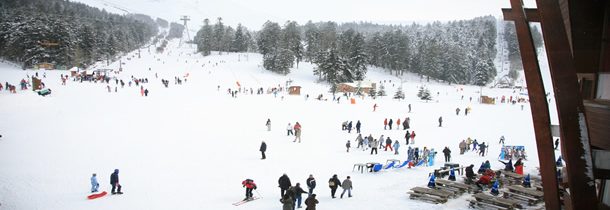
[[91, 173, 99, 193]]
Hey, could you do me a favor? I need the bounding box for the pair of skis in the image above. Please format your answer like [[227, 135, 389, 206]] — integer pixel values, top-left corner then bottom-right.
[[232, 197, 260, 206]]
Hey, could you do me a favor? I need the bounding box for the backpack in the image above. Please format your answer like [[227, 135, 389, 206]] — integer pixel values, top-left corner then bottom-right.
[[328, 180, 335, 187]]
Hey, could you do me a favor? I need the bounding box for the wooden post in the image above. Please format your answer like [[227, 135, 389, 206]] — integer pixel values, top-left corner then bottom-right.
[[502, 0, 560, 209], [534, 0, 599, 209]]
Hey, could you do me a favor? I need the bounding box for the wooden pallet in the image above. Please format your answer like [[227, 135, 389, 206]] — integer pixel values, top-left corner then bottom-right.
[[472, 193, 522, 209], [436, 179, 472, 193], [469, 199, 511, 210], [408, 191, 448, 204], [502, 190, 539, 206], [506, 185, 544, 199], [411, 186, 453, 199]]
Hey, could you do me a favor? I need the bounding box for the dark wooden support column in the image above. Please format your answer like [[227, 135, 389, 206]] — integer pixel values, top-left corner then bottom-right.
[[535, 0, 599, 209], [502, 1, 560, 209]]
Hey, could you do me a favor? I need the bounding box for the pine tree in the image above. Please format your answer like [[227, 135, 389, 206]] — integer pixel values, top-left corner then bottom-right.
[[377, 84, 386, 97], [417, 86, 432, 101], [257, 21, 281, 56], [281, 21, 303, 68], [263, 48, 294, 74], [394, 86, 405, 100]]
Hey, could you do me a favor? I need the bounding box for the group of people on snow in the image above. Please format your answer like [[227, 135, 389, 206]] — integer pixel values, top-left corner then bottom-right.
[[383, 117, 411, 130], [89, 169, 122, 195]]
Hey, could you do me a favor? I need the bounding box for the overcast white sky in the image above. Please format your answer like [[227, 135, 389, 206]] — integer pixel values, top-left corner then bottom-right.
[[74, 0, 537, 30]]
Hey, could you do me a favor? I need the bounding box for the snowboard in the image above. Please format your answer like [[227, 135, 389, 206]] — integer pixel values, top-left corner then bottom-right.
[[416, 159, 426, 166], [232, 197, 260, 206], [87, 191, 107, 200]]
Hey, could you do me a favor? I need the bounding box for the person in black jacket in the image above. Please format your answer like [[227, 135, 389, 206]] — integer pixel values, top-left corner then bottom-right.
[[110, 169, 122, 194], [355, 120, 361, 133], [259, 141, 267, 159], [293, 183, 308, 208], [442, 147, 451, 162], [328, 174, 341, 198], [278, 174, 292, 197], [465, 164, 476, 184], [306, 174, 316, 195]]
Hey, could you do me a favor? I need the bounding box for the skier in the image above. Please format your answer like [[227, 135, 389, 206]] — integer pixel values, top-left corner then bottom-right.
[[304, 194, 318, 210], [438, 116, 443, 127], [266, 119, 271, 131], [472, 139, 479, 151], [410, 131, 416, 144], [355, 120, 361, 133], [345, 140, 351, 152], [373, 103, 378, 112], [293, 122, 302, 143], [280, 194, 295, 210], [259, 141, 267, 159], [388, 118, 393, 130], [241, 179, 257, 200], [455, 107, 460, 115], [554, 138, 560, 150], [383, 118, 388, 130], [340, 176, 353, 198], [479, 142, 487, 156], [91, 173, 99, 193], [393, 140, 400, 155], [370, 139, 378, 155], [328, 174, 341, 198], [347, 121, 353, 133], [404, 130, 411, 144], [499, 135, 505, 144], [408, 104, 412, 113], [110, 169, 122, 194], [384, 137, 393, 151], [278, 174, 292, 197], [306, 174, 316, 195], [293, 183, 308, 208], [287, 123, 293, 136], [442, 146, 451, 162], [396, 118, 401, 130]]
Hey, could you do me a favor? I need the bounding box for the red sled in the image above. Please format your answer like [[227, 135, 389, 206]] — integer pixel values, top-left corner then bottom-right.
[[88, 191, 107, 200]]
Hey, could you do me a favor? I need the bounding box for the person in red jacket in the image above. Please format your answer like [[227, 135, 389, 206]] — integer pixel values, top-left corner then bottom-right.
[[383, 118, 388, 130], [242, 179, 257, 201]]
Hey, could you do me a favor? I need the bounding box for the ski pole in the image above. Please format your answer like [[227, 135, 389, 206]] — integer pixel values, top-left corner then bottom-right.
[[255, 189, 263, 198]]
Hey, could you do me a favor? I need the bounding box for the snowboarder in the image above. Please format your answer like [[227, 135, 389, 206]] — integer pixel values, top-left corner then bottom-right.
[[287, 123, 293, 136], [340, 176, 353, 198], [242, 179, 257, 200], [280, 194, 295, 210], [293, 183, 308, 208], [442, 147, 451, 162], [260, 141, 267, 159], [278, 174, 292, 197], [91, 173, 99, 193], [345, 140, 351, 152], [393, 140, 400, 155], [328, 174, 341, 198], [110, 169, 122, 194], [304, 194, 318, 210], [438, 116, 443, 127], [306, 174, 316, 195], [383, 118, 388, 130], [266, 119, 271, 131], [355, 120, 361, 133]]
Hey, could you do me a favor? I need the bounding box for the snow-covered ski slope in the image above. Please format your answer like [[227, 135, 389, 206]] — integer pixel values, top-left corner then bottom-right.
[[0, 38, 559, 209]]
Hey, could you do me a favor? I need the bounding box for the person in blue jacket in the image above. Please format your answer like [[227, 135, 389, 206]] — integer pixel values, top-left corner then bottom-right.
[[91, 173, 99, 193]]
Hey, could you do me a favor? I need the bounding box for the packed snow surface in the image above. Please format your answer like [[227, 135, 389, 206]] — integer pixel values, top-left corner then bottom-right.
[[0, 39, 558, 210]]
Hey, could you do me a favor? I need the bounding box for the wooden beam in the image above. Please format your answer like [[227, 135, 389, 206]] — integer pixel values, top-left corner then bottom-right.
[[535, 0, 600, 209], [503, 0, 561, 209], [503, 8, 541, 22]]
